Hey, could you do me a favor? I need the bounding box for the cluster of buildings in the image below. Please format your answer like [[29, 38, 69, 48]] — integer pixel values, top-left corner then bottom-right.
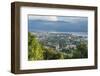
[[31, 32, 87, 51]]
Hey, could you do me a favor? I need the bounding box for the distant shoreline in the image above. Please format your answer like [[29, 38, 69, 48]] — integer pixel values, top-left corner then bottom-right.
[[29, 31, 88, 37]]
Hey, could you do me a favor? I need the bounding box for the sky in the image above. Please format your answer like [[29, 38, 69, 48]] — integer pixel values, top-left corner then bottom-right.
[[28, 15, 88, 32]]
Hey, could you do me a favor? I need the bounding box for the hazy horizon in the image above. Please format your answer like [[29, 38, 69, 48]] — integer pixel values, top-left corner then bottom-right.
[[28, 15, 88, 32]]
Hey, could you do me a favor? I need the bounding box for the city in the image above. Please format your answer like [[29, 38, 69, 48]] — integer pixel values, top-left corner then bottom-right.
[[28, 15, 88, 60], [28, 32, 88, 60], [31, 32, 87, 51]]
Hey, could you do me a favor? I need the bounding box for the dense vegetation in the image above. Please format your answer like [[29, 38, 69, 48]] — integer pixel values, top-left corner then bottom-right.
[[28, 32, 44, 60], [28, 32, 88, 61]]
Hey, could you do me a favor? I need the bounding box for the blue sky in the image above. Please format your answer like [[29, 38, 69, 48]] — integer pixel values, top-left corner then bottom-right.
[[28, 15, 88, 32]]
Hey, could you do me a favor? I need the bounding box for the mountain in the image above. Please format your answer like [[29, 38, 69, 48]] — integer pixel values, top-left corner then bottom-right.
[[28, 20, 88, 32]]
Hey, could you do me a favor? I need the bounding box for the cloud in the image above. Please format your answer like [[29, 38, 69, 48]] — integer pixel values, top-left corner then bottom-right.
[[29, 15, 58, 21], [58, 16, 87, 23], [29, 15, 88, 24], [47, 16, 58, 21], [28, 16, 88, 32]]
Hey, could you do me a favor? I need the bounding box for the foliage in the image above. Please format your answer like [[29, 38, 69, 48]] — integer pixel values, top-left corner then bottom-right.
[[43, 48, 64, 60], [28, 32, 88, 60], [28, 32, 44, 60], [72, 42, 88, 58]]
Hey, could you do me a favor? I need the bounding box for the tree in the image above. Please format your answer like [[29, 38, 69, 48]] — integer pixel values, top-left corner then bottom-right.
[[43, 48, 64, 60], [77, 42, 88, 58], [72, 42, 88, 58], [28, 32, 44, 60]]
